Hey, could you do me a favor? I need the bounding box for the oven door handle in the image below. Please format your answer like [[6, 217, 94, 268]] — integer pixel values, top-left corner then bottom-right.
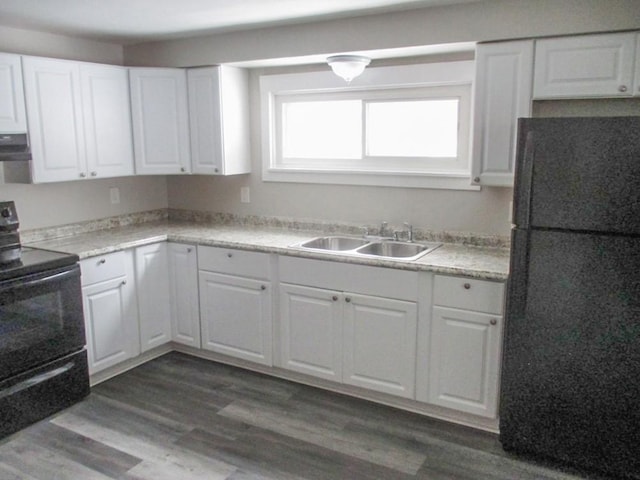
[[0, 362, 75, 399], [7, 267, 79, 291]]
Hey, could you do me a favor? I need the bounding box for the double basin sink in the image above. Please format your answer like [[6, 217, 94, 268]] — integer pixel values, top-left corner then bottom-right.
[[292, 236, 441, 261]]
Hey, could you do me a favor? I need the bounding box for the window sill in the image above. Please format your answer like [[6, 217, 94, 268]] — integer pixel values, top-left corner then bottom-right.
[[263, 168, 480, 190]]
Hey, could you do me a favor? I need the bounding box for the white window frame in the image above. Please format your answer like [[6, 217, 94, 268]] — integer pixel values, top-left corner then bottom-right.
[[260, 61, 479, 190]]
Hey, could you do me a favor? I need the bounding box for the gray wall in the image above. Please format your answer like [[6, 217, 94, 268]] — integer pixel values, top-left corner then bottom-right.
[[128, 0, 640, 237], [0, 27, 169, 231]]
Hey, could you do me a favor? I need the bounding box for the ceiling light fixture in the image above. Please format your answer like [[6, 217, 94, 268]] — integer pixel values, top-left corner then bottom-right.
[[327, 55, 371, 82]]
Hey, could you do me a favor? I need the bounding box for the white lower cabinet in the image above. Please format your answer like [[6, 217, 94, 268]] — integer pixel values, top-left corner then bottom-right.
[[198, 246, 273, 366], [277, 256, 418, 399], [80, 251, 140, 375], [168, 243, 200, 348], [419, 275, 505, 418], [135, 243, 172, 353], [279, 283, 343, 382], [343, 294, 417, 398]]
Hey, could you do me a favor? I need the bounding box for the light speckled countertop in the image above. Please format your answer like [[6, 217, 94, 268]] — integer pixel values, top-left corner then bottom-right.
[[27, 220, 510, 281]]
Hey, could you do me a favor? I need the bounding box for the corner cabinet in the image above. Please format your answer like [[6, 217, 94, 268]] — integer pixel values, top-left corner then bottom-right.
[[80, 251, 140, 375], [471, 40, 533, 187], [187, 66, 251, 175], [198, 246, 273, 366], [168, 243, 200, 348], [135, 243, 172, 353], [534, 32, 638, 99], [419, 275, 505, 418], [19, 57, 134, 183], [129, 68, 191, 175], [0, 53, 27, 132]]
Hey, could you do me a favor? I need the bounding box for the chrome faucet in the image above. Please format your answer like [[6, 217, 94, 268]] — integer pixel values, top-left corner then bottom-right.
[[393, 222, 414, 242], [379, 221, 389, 238]]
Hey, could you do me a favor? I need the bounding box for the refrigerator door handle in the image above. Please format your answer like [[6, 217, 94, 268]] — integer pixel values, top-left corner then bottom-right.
[[513, 127, 535, 229]]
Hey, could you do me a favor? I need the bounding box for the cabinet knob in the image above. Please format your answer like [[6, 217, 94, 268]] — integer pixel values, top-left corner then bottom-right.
[[345, 297, 351, 303], [261, 285, 266, 290], [99, 259, 106, 264], [227, 252, 233, 258], [121, 280, 127, 286], [79, 172, 86, 178], [90, 171, 97, 177], [463, 283, 471, 290], [618, 85, 628, 93], [214, 168, 219, 173], [187, 247, 193, 253], [180, 167, 186, 172], [473, 176, 480, 184], [332, 295, 338, 301], [490, 319, 497, 326]]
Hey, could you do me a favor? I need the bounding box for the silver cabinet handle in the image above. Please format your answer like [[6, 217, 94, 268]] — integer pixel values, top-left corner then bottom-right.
[[187, 247, 193, 253], [332, 295, 338, 301], [619, 85, 628, 93], [261, 285, 266, 291], [121, 280, 127, 285], [90, 171, 97, 177], [473, 176, 480, 184], [227, 252, 233, 258], [79, 172, 86, 178], [99, 259, 106, 264], [214, 168, 219, 173], [490, 319, 497, 326], [345, 297, 351, 303], [463, 283, 471, 290], [180, 167, 186, 172]]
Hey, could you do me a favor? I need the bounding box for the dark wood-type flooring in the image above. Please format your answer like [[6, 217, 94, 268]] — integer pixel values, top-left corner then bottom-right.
[[0, 352, 611, 479]]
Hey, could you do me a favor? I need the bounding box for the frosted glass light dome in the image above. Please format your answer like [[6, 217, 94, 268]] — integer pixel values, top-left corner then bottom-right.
[[327, 55, 371, 82]]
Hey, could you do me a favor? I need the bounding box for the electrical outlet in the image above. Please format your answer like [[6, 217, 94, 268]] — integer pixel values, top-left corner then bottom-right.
[[109, 187, 120, 205], [240, 187, 250, 203]]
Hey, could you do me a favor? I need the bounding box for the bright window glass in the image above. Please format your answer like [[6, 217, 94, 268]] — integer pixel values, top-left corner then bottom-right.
[[282, 100, 362, 159], [365, 99, 459, 158]]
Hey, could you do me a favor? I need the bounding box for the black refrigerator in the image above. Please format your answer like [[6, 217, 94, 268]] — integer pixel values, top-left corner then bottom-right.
[[500, 116, 640, 479]]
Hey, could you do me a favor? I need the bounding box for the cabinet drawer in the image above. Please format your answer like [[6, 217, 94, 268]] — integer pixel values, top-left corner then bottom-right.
[[433, 275, 505, 314], [198, 245, 270, 279], [80, 251, 127, 286]]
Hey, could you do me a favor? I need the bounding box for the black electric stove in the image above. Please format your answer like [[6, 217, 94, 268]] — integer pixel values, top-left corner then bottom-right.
[[0, 202, 89, 438]]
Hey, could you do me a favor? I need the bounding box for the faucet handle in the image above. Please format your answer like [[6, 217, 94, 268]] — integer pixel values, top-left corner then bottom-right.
[[403, 222, 414, 242]]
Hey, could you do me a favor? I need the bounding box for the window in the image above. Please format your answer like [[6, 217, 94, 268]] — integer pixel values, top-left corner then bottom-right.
[[261, 61, 477, 190]]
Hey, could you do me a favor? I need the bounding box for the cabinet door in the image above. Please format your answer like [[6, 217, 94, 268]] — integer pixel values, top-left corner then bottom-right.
[[534, 33, 636, 98], [279, 283, 342, 381], [343, 294, 417, 399], [429, 306, 502, 418], [0, 53, 27, 132], [471, 40, 533, 187], [168, 243, 200, 348], [135, 243, 172, 353], [188, 66, 250, 176], [82, 276, 140, 375], [200, 271, 272, 365], [80, 63, 134, 178], [129, 68, 191, 175], [22, 56, 86, 183]]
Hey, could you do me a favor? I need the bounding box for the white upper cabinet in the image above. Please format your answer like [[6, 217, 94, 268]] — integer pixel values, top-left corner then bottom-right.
[[129, 68, 191, 175], [20, 56, 134, 183], [22, 56, 86, 182], [534, 32, 637, 99], [187, 66, 250, 175], [80, 63, 134, 178], [471, 40, 534, 187], [0, 53, 27, 132]]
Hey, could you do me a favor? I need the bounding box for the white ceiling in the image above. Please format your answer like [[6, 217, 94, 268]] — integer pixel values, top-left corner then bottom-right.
[[0, 0, 481, 45]]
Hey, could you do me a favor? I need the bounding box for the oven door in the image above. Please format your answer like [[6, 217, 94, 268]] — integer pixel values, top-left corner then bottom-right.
[[0, 263, 85, 380]]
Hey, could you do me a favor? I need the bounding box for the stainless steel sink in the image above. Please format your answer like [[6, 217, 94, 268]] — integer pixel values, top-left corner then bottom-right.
[[298, 236, 369, 251], [355, 241, 441, 259], [292, 236, 441, 261]]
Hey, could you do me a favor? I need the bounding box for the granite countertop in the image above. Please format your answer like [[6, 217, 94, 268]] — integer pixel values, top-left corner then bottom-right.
[[27, 220, 510, 281]]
